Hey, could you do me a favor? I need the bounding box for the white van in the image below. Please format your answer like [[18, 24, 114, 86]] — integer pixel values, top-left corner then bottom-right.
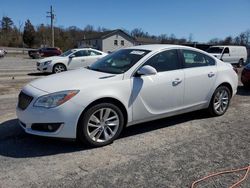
[[206, 45, 247, 67]]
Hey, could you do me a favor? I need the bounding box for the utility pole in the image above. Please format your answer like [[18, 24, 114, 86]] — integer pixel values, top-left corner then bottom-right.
[[47, 6, 55, 47]]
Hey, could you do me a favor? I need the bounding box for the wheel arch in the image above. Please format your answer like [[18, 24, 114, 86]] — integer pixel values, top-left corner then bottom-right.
[[216, 82, 233, 97], [53, 62, 67, 72], [76, 97, 128, 136]]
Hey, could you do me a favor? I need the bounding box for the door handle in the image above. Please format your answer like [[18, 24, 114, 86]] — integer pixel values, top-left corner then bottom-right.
[[208, 72, 215, 78], [172, 78, 182, 86]]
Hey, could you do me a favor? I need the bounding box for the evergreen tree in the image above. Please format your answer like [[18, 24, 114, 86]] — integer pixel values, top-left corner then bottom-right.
[[23, 19, 35, 47]]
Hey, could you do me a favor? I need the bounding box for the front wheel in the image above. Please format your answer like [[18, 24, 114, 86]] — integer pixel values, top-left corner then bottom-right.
[[77, 103, 124, 147], [53, 64, 66, 73], [208, 86, 231, 116]]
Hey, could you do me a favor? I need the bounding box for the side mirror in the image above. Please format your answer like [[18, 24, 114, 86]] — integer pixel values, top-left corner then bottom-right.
[[137, 65, 157, 76], [69, 54, 75, 58]]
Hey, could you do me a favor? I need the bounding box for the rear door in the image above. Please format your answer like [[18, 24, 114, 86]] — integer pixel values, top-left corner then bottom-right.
[[84, 50, 105, 66], [181, 49, 217, 107]]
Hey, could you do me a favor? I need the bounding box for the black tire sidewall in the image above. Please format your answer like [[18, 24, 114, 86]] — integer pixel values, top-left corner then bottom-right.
[[209, 86, 231, 116], [53, 64, 66, 73], [78, 103, 124, 147]]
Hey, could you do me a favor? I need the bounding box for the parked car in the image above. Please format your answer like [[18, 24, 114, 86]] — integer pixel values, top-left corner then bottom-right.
[[241, 63, 250, 88], [16, 45, 238, 147], [0, 48, 7, 57], [206, 46, 247, 67], [37, 48, 107, 73], [28, 47, 62, 59]]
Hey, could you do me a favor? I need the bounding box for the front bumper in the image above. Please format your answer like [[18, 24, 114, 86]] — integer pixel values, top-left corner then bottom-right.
[[16, 85, 84, 139], [37, 62, 53, 73]]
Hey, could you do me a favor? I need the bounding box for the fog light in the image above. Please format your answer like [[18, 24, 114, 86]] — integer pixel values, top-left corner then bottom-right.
[[31, 123, 62, 132]]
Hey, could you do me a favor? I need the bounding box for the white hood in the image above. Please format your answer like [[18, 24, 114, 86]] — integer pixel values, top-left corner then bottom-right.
[[38, 56, 66, 63], [29, 68, 123, 93]]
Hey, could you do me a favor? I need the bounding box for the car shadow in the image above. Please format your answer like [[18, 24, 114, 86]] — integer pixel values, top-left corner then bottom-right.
[[236, 86, 250, 96], [27, 72, 51, 76], [0, 110, 211, 159]]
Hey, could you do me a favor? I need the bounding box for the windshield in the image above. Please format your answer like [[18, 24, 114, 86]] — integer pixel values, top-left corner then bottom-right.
[[88, 49, 150, 74], [206, 47, 224, 54], [60, 49, 75, 57]]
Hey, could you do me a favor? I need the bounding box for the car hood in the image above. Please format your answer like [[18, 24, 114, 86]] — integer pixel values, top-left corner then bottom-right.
[[29, 68, 122, 93], [38, 56, 65, 63]]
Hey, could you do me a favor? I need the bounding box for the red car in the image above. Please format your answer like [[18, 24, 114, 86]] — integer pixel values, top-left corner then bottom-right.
[[28, 47, 62, 59], [241, 63, 250, 88]]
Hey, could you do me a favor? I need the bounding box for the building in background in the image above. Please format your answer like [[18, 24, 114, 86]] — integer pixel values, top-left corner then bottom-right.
[[79, 29, 135, 53]]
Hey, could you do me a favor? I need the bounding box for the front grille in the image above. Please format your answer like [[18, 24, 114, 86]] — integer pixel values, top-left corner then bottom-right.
[[18, 91, 33, 110]]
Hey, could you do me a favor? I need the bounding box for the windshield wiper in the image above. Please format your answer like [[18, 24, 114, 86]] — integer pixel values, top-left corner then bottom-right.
[[86, 66, 103, 72]]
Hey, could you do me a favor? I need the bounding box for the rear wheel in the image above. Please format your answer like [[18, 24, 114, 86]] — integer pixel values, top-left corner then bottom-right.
[[77, 103, 124, 147], [53, 64, 66, 73], [208, 86, 231, 116]]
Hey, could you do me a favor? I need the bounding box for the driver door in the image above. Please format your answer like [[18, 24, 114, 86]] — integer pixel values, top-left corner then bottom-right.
[[131, 49, 184, 122]]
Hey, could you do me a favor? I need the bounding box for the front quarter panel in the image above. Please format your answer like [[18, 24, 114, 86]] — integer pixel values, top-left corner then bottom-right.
[[70, 78, 133, 124]]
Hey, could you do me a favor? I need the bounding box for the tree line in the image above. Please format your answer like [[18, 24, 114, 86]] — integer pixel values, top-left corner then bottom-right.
[[0, 16, 249, 51]]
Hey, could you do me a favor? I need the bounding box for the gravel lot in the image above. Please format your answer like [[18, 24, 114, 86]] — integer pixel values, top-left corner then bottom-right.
[[0, 56, 249, 188]]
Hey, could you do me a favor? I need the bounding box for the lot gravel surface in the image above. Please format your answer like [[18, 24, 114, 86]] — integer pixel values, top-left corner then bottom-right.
[[0, 56, 249, 188]]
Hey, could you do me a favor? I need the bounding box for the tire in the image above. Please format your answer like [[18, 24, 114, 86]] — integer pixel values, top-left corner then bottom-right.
[[238, 59, 244, 68], [53, 64, 67, 73], [208, 86, 231, 116], [77, 103, 124, 147]]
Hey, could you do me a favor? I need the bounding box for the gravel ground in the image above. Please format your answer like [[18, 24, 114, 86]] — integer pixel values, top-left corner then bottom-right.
[[0, 56, 249, 188]]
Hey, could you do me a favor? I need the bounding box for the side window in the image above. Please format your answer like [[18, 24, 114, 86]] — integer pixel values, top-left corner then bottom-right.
[[74, 50, 89, 57], [223, 47, 229, 54], [182, 50, 215, 68], [143, 50, 180, 72], [88, 50, 102, 56]]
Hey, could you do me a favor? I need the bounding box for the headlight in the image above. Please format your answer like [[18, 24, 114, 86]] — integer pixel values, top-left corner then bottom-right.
[[33, 90, 79, 108], [44, 60, 52, 66]]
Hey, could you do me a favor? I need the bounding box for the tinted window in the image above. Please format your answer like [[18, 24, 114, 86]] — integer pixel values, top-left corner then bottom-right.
[[206, 47, 223, 54], [143, 50, 180, 72], [182, 50, 215, 68], [223, 47, 229, 54], [47, 48, 57, 50], [89, 49, 150, 74], [114, 40, 118, 45], [88, 50, 102, 56], [74, 50, 89, 57]]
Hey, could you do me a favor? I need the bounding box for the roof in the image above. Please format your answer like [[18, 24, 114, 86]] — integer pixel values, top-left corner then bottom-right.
[[210, 45, 246, 48], [82, 29, 134, 41], [126, 44, 190, 51]]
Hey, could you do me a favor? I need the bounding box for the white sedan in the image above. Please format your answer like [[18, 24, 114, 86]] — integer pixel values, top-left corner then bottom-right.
[[36, 48, 107, 73], [17, 45, 238, 147]]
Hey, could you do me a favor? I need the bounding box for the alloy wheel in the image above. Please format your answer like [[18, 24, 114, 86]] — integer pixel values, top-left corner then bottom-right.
[[86, 108, 120, 143], [54, 64, 66, 73], [213, 89, 229, 115]]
